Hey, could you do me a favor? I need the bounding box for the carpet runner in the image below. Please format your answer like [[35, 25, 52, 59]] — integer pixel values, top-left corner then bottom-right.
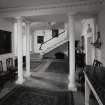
[[0, 85, 74, 105]]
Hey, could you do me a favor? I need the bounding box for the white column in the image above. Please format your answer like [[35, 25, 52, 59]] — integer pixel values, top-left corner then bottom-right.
[[25, 22, 31, 77], [68, 15, 77, 91], [13, 23, 18, 65], [16, 17, 24, 84], [31, 34, 35, 53]]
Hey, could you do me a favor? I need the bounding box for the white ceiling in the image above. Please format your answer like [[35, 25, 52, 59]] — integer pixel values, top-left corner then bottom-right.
[[1, 0, 103, 31], [30, 22, 65, 31], [26, 14, 67, 30], [0, 0, 92, 9], [24, 14, 68, 22], [0, 0, 103, 22]]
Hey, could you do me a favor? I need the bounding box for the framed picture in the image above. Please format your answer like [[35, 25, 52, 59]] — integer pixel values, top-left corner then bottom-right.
[[0, 30, 12, 54], [37, 36, 44, 44], [52, 29, 59, 38]]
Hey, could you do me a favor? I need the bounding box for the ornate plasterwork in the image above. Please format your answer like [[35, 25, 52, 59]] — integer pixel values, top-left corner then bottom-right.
[[0, 0, 103, 12], [0, 0, 104, 18]]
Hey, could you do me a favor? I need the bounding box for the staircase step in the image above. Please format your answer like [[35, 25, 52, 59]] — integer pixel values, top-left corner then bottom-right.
[[31, 53, 40, 57], [30, 53, 43, 61]]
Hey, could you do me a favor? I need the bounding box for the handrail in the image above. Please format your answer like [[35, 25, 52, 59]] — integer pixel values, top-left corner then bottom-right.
[[42, 38, 68, 55], [39, 30, 65, 50]]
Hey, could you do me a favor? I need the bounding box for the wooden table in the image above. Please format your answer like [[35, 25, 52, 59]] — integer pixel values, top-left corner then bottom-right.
[[84, 72, 103, 105]]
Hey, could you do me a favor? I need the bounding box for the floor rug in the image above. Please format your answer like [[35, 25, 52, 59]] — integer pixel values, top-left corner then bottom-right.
[[46, 61, 69, 74], [0, 85, 74, 105]]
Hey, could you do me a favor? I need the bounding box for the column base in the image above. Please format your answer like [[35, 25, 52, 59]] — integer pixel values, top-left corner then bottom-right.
[[15, 78, 25, 84], [68, 83, 77, 92], [24, 72, 31, 78]]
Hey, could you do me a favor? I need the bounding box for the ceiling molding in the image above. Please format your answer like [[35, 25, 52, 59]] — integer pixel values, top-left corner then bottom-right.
[[0, 0, 103, 18], [0, 0, 103, 12]]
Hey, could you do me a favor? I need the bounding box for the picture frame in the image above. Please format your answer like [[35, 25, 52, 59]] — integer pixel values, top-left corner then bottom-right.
[[52, 29, 59, 38], [37, 36, 44, 44]]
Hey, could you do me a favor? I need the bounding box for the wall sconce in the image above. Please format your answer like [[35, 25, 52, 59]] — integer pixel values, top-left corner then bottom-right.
[[91, 32, 102, 49]]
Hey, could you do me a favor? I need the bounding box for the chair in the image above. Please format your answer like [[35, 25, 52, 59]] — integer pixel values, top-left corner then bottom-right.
[[6, 58, 17, 82], [93, 59, 103, 67], [0, 61, 3, 73], [0, 61, 10, 90]]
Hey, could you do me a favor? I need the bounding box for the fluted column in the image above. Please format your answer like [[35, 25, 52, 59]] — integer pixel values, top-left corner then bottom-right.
[[16, 17, 24, 84], [68, 15, 77, 91], [32, 34, 35, 53], [25, 22, 31, 77]]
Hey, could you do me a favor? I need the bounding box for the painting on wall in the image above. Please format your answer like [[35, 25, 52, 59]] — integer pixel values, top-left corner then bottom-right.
[[0, 30, 12, 54], [52, 29, 59, 38], [37, 36, 44, 44]]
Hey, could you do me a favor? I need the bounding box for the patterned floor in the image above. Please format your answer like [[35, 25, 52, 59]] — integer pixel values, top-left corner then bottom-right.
[[0, 59, 98, 105], [0, 85, 74, 105]]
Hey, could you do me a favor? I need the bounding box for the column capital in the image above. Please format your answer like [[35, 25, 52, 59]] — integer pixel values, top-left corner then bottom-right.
[[25, 20, 31, 33], [15, 16, 23, 22], [68, 15, 76, 22], [67, 12, 76, 17], [25, 21, 31, 25], [23, 18, 31, 25]]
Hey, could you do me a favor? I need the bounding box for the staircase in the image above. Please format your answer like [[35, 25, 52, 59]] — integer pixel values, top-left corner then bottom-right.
[[43, 40, 69, 60], [41, 38, 68, 56], [30, 30, 68, 61], [30, 53, 43, 62], [40, 30, 68, 55]]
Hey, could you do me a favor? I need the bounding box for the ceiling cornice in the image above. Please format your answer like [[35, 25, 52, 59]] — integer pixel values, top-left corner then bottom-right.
[[0, 0, 103, 18], [0, 0, 103, 12]]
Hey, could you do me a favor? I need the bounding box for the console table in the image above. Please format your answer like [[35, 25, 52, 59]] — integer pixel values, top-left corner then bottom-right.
[[84, 72, 104, 105]]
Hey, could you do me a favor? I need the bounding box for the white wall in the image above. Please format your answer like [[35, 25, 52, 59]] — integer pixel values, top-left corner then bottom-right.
[[34, 29, 51, 53], [0, 18, 14, 70], [74, 20, 82, 40], [97, 3, 105, 65], [81, 18, 95, 65], [34, 29, 67, 53]]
